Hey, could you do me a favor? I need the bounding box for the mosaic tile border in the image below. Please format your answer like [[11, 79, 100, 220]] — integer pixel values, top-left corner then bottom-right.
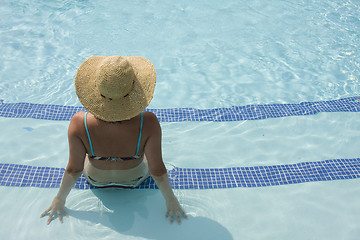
[[1, 158, 359, 189], [1, 97, 359, 122]]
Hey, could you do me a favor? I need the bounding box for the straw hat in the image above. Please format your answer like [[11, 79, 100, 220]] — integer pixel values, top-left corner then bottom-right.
[[75, 56, 156, 121]]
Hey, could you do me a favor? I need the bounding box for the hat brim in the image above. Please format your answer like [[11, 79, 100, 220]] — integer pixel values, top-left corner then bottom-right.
[[75, 56, 156, 121]]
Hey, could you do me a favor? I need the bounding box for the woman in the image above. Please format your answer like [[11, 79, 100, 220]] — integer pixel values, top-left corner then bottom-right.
[[41, 56, 187, 224]]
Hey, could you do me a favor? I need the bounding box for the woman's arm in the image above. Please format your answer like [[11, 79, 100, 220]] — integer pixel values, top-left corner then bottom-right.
[[144, 112, 187, 224], [40, 112, 86, 224], [152, 173, 187, 224]]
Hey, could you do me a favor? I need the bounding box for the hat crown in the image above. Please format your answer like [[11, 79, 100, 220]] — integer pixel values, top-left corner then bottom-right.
[[96, 56, 135, 99]]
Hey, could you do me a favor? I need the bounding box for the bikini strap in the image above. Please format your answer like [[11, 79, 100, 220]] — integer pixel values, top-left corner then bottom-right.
[[135, 112, 143, 156], [84, 112, 95, 156]]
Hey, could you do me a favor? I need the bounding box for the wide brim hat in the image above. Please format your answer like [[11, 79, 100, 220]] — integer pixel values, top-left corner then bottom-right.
[[75, 56, 156, 121]]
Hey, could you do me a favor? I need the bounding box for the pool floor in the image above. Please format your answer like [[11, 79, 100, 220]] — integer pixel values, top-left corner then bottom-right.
[[1, 179, 360, 240]]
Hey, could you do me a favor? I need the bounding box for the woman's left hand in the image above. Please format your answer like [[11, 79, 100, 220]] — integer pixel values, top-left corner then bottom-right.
[[40, 196, 68, 225]]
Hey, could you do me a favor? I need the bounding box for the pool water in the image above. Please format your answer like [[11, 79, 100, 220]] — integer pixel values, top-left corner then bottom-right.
[[0, 0, 360, 239]]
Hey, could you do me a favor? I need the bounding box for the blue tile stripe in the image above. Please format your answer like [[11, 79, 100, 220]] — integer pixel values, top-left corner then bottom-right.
[[1, 158, 359, 189], [1, 97, 359, 122]]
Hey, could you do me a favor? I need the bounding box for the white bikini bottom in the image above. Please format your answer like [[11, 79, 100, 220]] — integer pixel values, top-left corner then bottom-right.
[[83, 156, 149, 188]]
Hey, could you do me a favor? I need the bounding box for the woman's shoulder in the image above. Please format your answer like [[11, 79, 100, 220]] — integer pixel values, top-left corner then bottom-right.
[[143, 111, 160, 124], [68, 111, 86, 134], [70, 111, 86, 123], [142, 111, 161, 135]]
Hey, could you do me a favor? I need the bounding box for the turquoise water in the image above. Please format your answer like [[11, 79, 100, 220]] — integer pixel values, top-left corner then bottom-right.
[[1, 0, 359, 107], [0, 0, 360, 239]]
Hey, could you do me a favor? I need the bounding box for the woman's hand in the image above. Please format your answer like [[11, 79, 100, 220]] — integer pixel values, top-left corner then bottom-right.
[[40, 196, 68, 225], [165, 196, 188, 224]]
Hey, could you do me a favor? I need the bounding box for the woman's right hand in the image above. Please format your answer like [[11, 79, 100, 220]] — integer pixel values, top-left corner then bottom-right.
[[165, 196, 188, 224], [40, 196, 68, 225]]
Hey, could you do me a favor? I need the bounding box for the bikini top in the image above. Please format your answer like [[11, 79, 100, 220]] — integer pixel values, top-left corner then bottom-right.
[[84, 112, 144, 161]]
